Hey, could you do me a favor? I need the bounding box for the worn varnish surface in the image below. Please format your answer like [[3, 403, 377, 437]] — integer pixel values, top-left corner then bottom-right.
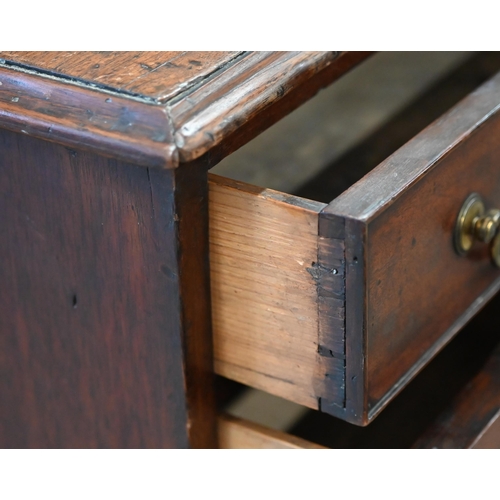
[[209, 174, 346, 410], [325, 70, 500, 423], [0, 130, 215, 448], [0, 52, 243, 102], [0, 68, 176, 169], [413, 343, 500, 449], [0, 52, 370, 169], [218, 414, 325, 449], [169, 52, 371, 163], [0, 52, 373, 446]]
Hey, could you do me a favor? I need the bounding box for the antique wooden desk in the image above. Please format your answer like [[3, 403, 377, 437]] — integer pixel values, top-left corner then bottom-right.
[[1, 52, 499, 448]]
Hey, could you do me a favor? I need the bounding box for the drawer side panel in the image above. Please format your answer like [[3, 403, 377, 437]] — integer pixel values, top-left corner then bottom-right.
[[209, 174, 346, 409]]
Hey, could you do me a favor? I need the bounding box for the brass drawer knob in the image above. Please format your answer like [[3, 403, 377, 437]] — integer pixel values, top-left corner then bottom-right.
[[455, 193, 500, 267]]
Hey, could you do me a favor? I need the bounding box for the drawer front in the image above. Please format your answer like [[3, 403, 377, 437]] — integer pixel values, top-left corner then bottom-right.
[[326, 71, 500, 423], [211, 72, 500, 425]]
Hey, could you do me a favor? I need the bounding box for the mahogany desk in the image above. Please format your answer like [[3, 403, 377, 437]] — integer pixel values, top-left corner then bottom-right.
[[1, 52, 499, 448]]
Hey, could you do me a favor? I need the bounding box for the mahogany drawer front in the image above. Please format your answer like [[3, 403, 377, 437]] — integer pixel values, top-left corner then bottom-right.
[[210, 71, 500, 425]]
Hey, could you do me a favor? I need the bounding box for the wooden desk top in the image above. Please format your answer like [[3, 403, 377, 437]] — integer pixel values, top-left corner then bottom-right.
[[0, 52, 243, 103], [0, 51, 370, 169]]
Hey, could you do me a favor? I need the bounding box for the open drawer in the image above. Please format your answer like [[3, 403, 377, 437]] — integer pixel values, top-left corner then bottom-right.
[[209, 69, 500, 426]]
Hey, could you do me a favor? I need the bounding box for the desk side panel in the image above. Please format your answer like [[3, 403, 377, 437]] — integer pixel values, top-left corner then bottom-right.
[[0, 129, 215, 447]]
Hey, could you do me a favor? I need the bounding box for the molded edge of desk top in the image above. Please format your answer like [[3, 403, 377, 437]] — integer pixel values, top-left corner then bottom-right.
[[0, 52, 371, 169]]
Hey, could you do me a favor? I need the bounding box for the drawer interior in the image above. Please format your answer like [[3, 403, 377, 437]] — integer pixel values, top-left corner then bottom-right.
[[209, 52, 500, 424]]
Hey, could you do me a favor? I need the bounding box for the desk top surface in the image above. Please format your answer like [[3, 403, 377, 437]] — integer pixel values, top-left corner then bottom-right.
[[0, 51, 242, 103], [0, 52, 370, 169]]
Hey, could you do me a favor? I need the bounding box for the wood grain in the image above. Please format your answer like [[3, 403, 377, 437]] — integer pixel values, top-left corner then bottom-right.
[[0, 51, 373, 446], [209, 65, 500, 425], [173, 160, 217, 448], [209, 174, 346, 410], [413, 343, 500, 449], [0, 66, 175, 168], [0, 52, 243, 102], [325, 70, 500, 424], [0, 129, 215, 448], [170, 52, 371, 162], [0, 52, 371, 169], [218, 414, 326, 449]]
